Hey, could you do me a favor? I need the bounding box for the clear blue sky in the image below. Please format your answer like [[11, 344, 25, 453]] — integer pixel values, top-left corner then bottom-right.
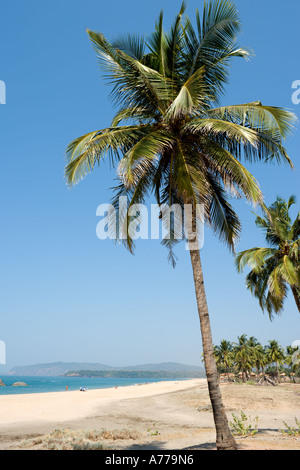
[[0, 0, 299, 371]]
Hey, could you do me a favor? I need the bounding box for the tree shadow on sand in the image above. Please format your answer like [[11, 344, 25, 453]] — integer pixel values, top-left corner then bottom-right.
[[122, 441, 217, 451]]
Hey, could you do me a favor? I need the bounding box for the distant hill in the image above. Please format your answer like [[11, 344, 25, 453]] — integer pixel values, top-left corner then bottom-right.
[[7, 362, 116, 377], [120, 362, 203, 372], [7, 361, 204, 377], [64, 369, 204, 379]]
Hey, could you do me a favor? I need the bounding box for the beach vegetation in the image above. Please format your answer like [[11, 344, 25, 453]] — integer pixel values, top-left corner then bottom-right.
[[280, 418, 300, 437], [147, 423, 160, 436], [20, 428, 141, 450], [230, 411, 259, 437]]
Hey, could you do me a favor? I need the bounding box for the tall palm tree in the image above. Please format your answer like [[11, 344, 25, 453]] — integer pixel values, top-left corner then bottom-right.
[[64, 1, 296, 450], [265, 340, 286, 382], [247, 336, 265, 380], [236, 196, 300, 318], [232, 335, 254, 382], [214, 340, 233, 380], [253, 343, 267, 380]]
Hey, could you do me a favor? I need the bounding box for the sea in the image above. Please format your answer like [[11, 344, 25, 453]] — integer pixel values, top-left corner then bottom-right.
[[0, 376, 183, 396]]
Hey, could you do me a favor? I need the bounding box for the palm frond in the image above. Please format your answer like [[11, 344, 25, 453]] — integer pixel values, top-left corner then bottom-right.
[[147, 10, 168, 77], [118, 129, 174, 185], [65, 125, 151, 185], [235, 247, 276, 273], [164, 1, 187, 80], [184, 0, 242, 78], [165, 66, 209, 119], [209, 102, 297, 140], [112, 34, 145, 60]]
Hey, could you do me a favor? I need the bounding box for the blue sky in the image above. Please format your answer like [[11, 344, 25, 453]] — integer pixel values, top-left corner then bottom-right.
[[0, 0, 299, 371]]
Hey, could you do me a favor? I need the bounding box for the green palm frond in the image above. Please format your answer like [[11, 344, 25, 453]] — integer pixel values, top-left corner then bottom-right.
[[65, 125, 151, 185], [184, 0, 242, 77], [205, 175, 241, 250], [87, 30, 170, 115], [67, 2, 296, 267], [147, 9, 169, 77], [112, 33, 145, 61], [165, 1, 187, 80], [291, 212, 300, 241], [165, 66, 209, 119], [186, 118, 259, 146], [118, 129, 174, 185], [194, 137, 263, 205], [236, 197, 300, 317], [181, 0, 251, 102], [209, 102, 297, 141], [235, 247, 276, 273], [278, 255, 299, 286]]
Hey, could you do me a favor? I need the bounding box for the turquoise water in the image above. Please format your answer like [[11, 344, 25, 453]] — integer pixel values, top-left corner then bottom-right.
[[0, 376, 182, 395]]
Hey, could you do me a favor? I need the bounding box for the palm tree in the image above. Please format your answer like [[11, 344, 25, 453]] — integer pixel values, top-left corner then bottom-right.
[[265, 340, 286, 382], [214, 340, 233, 380], [232, 335, 254, 382], [236, 196, 300, 319], [247, 336, 265, 380], [252, 343, 267, 380], [64, 1, 296, 450]]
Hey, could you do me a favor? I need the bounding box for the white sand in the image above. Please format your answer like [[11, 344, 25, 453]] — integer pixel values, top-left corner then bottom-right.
[[0, 379, 205, 426], [1, 380, 299, 450]]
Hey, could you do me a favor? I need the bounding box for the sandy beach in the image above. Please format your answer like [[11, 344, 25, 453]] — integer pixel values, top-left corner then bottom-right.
[[0, 379, 300, 450]]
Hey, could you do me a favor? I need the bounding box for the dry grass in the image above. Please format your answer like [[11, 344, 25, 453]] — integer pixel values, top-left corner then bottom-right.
[[20, 428, 142, 450]]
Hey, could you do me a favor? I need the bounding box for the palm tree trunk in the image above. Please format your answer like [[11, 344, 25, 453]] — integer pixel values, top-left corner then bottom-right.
[[291, 286, 300, 313], [276, 361, 280, 383], [187, 208, 237, 451]]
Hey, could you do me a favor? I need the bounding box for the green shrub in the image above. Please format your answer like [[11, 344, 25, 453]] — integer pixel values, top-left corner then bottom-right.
[[230, 411, 259, 437], [280, 418, 300, 437]]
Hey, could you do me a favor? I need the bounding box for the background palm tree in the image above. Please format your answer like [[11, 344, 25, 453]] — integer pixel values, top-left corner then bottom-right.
[[265, 340, 286, 382], [214, 336, 299, 383], [65, 0, 295, 450], [236, 196, 300, 318], [232, 335, 254, 382], [247, 336, 265, 380], [252, 343, 267, 380], [214, 340, 233, 380]]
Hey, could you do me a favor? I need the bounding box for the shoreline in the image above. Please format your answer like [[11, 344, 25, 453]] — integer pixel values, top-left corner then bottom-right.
[[0, 378, 205, 427], [0, 376, 204, 396]]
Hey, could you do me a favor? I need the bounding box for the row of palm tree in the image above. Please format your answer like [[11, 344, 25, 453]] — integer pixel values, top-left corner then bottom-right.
[[214, 335, 300, 383], [64, 0, 298, 450]]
